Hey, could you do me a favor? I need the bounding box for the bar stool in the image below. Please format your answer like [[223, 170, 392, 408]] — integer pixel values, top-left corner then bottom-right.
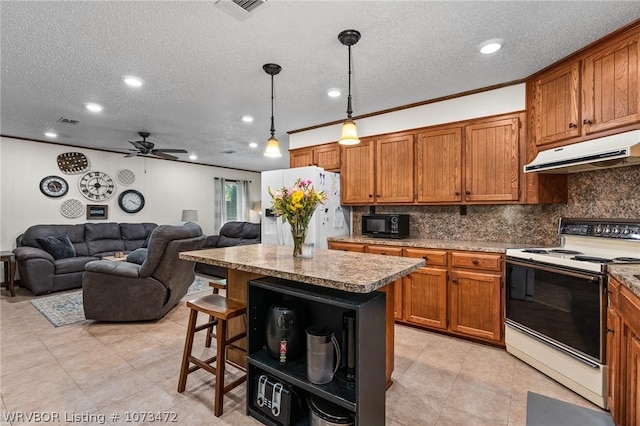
[[177, 293, 247, 417], [205, 279, 227, 347]]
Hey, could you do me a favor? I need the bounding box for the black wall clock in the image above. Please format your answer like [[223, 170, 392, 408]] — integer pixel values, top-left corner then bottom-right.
[[118, 189, 145, 213], [39, 175, 69, 198], [78, 171, 116, 201]]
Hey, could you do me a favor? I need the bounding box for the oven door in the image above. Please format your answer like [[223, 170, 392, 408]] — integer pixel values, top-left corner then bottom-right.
[[505, 257, 605, 364]]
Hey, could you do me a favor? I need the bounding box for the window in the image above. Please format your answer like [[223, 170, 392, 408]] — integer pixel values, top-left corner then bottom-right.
[[225, 181, 238, 221]]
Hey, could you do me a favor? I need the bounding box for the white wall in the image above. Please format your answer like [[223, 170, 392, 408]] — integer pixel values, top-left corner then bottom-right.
[[0, 137, 261, 251], [289, 83, 526, 148]]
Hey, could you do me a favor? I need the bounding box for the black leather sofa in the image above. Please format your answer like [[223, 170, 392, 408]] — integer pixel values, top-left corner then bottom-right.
[[13, 222, 157, 295], [195, 221, 261, 279]]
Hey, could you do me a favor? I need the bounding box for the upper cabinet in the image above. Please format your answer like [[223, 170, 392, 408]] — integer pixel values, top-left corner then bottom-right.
[[415, 126, 462, 203], [341, 133, 414, 205], [289, 142, 341, 171], [582, 31, 640, 135], [529, 24, 640, 148]]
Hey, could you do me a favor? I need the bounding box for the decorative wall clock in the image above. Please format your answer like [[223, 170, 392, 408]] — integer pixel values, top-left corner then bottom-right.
[[78, 171, 116, 201], [60, 199, 84, 218], [118, 189, 145, 213], [116, 168, 136, 186], [39, 175, 69, 198], [56, 152, 90, 174]]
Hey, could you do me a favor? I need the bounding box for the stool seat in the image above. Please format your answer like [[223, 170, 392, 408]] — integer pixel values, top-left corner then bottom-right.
[[178, 294, 247, 417]]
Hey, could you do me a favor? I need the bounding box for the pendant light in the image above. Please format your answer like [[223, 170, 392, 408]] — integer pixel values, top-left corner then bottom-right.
[[263, 63, 282, 158], [338, 29, 361, 146]]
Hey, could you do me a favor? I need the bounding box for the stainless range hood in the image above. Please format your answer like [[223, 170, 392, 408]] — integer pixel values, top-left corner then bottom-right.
[[524, 130, 640, 173]]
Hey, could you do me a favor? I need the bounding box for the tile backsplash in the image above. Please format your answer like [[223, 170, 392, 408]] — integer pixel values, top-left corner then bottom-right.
[[352, 166, 640, 246]]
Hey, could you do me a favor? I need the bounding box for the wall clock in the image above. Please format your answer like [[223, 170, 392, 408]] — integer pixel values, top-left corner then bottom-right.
[[118, 189, 145, 213], [39, 175, 69, 198], [78, 171, 116, 201]]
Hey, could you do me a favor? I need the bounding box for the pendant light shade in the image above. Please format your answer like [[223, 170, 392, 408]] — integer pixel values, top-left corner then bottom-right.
[[338, 29, 361, 146], [263, 63, 282, 158]]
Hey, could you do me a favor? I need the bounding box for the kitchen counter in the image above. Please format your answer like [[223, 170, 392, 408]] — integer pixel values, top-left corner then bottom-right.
[[608, 264, 640, 298], [180, 243, 424, 293], [328, 236, 535, 253]]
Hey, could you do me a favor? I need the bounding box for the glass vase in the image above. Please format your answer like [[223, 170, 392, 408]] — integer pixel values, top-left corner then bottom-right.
[[291, 227, 308, 258]]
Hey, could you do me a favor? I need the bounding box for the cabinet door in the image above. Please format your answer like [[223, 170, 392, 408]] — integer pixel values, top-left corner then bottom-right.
[[449, 270, 502, 342], [341, 139, 375, 204], [607, 307, 622, 424], [582, 31, 640, 134], [366, 245, 403, 319], [416, 126, 462, 203], [327, 241, 365, 252], [464, 117, 520, 202], [628, 334, 640, 426], [534, 62, 581, 146], [290, 147, 314, 168], [375, 134, 415, 203], [314, 143, 341, 171], [404, 267, 447, 329]]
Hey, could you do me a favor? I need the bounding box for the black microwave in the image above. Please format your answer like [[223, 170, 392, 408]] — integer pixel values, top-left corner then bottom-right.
[[362, 214, 410, 238]]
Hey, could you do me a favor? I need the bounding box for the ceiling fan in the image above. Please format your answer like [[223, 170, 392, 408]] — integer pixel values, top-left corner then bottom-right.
[[126, 132, 188, 160]]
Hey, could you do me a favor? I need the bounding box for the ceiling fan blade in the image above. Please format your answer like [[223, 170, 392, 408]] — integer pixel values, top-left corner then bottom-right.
[[124, 152, 139, 158], [153, 152, 179, 160], [153, 148, 188, 153], [129, 140, 146, 150]]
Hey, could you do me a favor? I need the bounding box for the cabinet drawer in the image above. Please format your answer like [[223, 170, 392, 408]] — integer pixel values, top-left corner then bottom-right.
[[328, 242, 365, 253], [403, 248, 447, 266], [450, 251, 502, 272], [366, 245, 403, 257]]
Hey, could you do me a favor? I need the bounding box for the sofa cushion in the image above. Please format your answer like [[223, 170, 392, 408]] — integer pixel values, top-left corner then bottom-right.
[[126, 248, 148, 265], [36, 234, 76, 260], [120, 223, 157, 251], [85, 223, 126, 256], [21, 224, 88, 256], [55, 256, 98, 274]]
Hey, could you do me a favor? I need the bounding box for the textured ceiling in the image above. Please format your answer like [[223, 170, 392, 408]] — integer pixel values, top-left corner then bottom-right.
[[1, 1, 639, 172]]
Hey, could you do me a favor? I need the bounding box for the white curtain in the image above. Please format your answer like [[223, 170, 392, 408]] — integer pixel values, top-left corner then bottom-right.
[[236, 179, 250, 222], [213, 177, 226, 233]]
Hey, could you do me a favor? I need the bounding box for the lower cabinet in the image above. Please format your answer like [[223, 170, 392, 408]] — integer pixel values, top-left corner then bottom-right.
[[608, 276, 640, 426], [403, 248, 448, 330], [246, 277, 386, 426]]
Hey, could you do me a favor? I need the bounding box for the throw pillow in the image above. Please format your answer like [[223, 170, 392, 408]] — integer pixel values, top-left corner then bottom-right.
[[36, 234, 76, 260], [126, 248, 148, 265]]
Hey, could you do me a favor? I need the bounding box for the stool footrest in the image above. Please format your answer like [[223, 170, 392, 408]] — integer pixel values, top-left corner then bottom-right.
[[195, 320, 218, 333]]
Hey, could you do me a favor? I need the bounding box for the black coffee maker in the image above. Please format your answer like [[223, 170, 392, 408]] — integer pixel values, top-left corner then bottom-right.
[[265, 304, 305, 362]]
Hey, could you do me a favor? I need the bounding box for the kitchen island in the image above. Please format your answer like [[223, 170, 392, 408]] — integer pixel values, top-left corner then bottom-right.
[[179, 244, 424, 425]]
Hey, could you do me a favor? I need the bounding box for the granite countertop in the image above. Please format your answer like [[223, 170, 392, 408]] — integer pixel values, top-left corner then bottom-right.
[[608, 264, 640, 298], [328, 236, 535, 253], [179, 243, 424, 293]]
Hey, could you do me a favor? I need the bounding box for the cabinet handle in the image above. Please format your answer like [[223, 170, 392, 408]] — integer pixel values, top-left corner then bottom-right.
[[569, 122, 577, 129], [422, 256, 428, 261], [607, 328, 615, 334], [451, 278, 458, 283], [376, 194, 381, 197], [368, 194, 373, 198], [583, 119, 593, 125], [472, 260, 480, 265], [465, 191, 471, 195], [380, 252, 386, 255], [455, 191, 460, 196]]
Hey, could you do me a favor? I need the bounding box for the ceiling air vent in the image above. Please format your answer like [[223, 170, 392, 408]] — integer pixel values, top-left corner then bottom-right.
[[221, 150, 237, 154], [215, 0, 267, 21], [57, 117, 80, 125]]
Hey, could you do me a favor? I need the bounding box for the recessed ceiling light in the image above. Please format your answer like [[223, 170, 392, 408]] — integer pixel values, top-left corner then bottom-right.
[[123, 76, 144, 87], [44, 132, 57, 138], [479, 38, 504, 54], [249, 142, 258, 148], [327, 89, 341, 98], [85, 102, 103, 113], [242, 115, 254, 123], [189, 153, 197, 160]]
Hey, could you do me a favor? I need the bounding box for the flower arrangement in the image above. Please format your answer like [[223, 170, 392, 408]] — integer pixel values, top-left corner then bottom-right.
[[268, 178, 327, 257]]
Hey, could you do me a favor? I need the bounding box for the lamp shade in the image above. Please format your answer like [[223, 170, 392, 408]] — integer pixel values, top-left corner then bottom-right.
[[264, 136, 282, 157], [339, 119, 360, 145], [181, 209, 198, 222]]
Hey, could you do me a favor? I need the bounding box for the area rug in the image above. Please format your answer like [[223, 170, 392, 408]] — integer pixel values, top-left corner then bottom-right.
[[30, 276, 212, 327], [526, 392, 614, 426]]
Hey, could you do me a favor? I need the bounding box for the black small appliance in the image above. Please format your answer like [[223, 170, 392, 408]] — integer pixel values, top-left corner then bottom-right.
[[265, 304, 306, 362], [362, 214, 410, 238]]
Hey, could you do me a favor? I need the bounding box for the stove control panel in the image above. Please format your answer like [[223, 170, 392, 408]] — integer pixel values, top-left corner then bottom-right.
[[559, 219, 640, 240]]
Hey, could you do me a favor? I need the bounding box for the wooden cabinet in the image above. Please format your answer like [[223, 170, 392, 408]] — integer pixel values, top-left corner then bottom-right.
[[340, 133, 414, 205], [366, 245, 403, 320], [533, 62, 581, 146], [582, 31, 640, 135], [464, 116, 520, 202], [415, 126, 463, 203], [327, 241, 365, 253], [402, 248, 448, 329], [607, 276, 640, 426], [289, 142, 341, 171]]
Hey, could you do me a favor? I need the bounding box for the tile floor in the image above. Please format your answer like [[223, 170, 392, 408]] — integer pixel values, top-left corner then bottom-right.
[[1, 285, 605, 425]]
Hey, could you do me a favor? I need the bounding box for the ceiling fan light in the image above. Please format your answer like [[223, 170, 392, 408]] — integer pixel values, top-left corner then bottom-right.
[[264, 137, 282, 157], [339, 118, 360, 145]]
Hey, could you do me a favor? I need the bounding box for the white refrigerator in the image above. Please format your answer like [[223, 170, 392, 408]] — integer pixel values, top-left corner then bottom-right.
[[261, 166, 351, 249]]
